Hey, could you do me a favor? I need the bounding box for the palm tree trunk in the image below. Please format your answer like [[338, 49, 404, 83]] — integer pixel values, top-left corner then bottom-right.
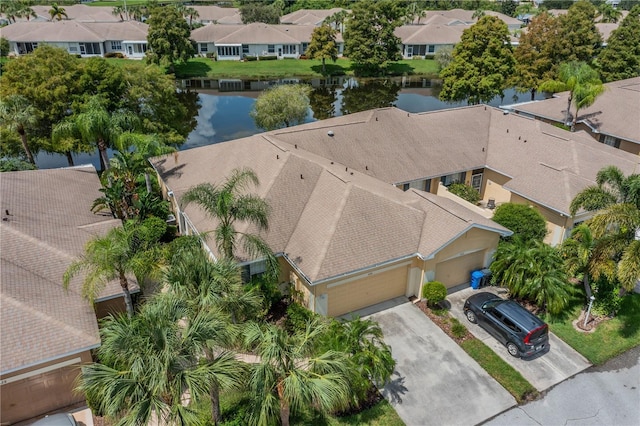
[[97, 138, 110, 171], [210, 381, 221, 425], [322, 58, 326, 74], [277, 381, 290, 426], [144, 172, 153, 194], [18, 127, 35, 164], [571, 107, 579, 132], [119, 271, 134, 318], [65, 151, 74, 166], [565, 93, 573, 126], [530, 89, 536, 101]]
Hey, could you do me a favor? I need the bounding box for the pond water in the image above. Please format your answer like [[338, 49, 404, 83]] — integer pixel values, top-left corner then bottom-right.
[[35, 76, 545, 169]]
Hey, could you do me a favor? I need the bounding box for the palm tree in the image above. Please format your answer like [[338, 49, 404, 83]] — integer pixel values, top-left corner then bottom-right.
[[79, 293, 245, 425], [48, 3, 67, 21], [598, 3, 622, 23], [0, 94, 37, 164], [490, 238, 574, 314], [571, 166, 640, 215], [16, 0, 37, 21], [63, 219, 166, 317], [112, 5, 125, 21], [539, 61, 604, 131], [165, 244, 260, 424], [244, 319, 351, 426], [181, 167, 277, 276]]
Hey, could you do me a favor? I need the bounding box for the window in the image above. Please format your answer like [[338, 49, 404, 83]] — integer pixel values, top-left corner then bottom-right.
[[409, 45, 427, 56], [440, 172, 466, 187], [111, 41, 122, 51], [217, 46, 240, 56], [471, 173, 483, 192], [200, 43, 208, 53], [240, 260, 267, 282], [282, 44, 296, 55], [301, 42, 308, 53], [68, 46, 77, 52], [601, 135, 620, 149], [242, 44, 249, 54], [428, 45, 435, 53], [267, 44, 275, 54], [80, 42, 101, 55], [402, 183, 410, 191]]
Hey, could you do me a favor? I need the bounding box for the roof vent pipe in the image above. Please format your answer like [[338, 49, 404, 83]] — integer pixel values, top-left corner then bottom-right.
[[328, 130, 334, 136]]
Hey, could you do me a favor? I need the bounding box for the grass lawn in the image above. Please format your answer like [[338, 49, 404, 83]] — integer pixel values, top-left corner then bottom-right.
[[460, 339, 537, 403], [544, 293, 640, 365], [171, 57, 440, 79]]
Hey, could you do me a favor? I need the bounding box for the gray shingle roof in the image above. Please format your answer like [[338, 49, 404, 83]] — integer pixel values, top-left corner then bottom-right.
[[1, 166, 124, 374], [1, 20, 148, 43], [191, 22, 343, 44]]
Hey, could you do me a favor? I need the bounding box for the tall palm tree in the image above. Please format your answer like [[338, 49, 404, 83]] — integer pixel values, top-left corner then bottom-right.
[[539, 61, 604, 131], [111, 5, 125, 21], [165, 244, 260, 424], [181, 167, 277, 276], [0, 94, 37, 164], [48, 3, 67, 21], [571, 166, 640, 215], [244, 319, 351, 426], [79, 293, 245, 425], [63, 219, 166, 317]]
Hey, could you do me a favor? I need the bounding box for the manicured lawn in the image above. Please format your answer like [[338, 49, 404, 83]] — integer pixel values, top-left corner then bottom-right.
[[170, 58, 439, 79], [460, 339, 537, 403], [544, 293, 640, 365]]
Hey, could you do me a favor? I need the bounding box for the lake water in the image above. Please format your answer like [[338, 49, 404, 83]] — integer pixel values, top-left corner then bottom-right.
[[35, 76, 545, 169]]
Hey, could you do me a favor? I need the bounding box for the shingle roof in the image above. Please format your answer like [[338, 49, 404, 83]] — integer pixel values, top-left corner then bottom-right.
[[192, 5, 241, 23], [1, 20, 148, 43], [31, 4, 118, 22], [510, 77, 640, 146], [280, 8, 347, 25], [191, 22, 341, 44], [395, 23, 468, 45], [151, 130, 510, 283], [0, 166, 124, 374]]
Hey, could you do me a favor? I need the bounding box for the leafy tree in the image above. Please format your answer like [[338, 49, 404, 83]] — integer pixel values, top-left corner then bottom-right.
[[539, 61, 604, 131], [597, 6, 640, 82], [240, 2, 281, 24], [181, 167, 277, 277], [63, 218, 167, 317], [340, 79, 399, 114], [440, 16, 515, 105], [0, 37, 9, 57], [79, 293, 245, 426], [323, 9, 350, 32], [434, 46, 454, 70], [491, 203, 547, 242], [306, 24, 338, 74], [0, 158, 37, 172], [146, 6, 195, 67], [309, 87, 336, 120], [490, 238, 573, 314], [344, 0, 403, 75], [176, 4, 200, 29], [512, 12, 561, 100], [557, 0, 602, 64], [251, 84, 311, 130], [597, 2, 622, 23], [244, 319, 350, 426], [0, 95, 37, 164], [501, 0, 517, 17], [448, 183, 480, 204], [48, 2, 67, 21]]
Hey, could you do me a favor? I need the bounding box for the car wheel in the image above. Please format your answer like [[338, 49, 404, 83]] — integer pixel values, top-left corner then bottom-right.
[[465, 310, 477, 324], [506, 342, 519, 357]]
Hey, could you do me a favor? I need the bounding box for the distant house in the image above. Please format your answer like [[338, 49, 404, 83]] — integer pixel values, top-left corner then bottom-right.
[[191, 5, 242, 25], [1, 4, 118, 24], [191, 22, 344, 60], [0, 166, 135, 424], [508, 77, 640, 155], [395, 19, 468, 57], [1, 20, 148, 57], [150, 105, 639, 317], [280, 7, 348, 28]]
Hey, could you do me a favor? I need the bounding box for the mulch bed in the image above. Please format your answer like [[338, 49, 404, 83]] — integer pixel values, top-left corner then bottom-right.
[[333, 386, 384, 417], [415, 300, 474, 344]]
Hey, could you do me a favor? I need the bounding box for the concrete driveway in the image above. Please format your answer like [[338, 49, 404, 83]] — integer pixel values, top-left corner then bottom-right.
[[356, 299, 516, 426], [447, 286, 591, 392]]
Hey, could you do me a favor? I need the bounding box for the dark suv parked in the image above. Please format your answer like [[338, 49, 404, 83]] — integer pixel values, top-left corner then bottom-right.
[[463, 292, 549, 358]]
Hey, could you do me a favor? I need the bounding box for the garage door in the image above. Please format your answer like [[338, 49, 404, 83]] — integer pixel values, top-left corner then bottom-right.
[[435, 251, 485, 288], [327, 266, 408, 317]]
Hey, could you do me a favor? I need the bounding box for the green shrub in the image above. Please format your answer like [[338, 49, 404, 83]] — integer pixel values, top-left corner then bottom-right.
[[259, 55, 278, 61], [285, 302, 317, 332], [422, 281, 447, 307], [244, 55, 258, 61], [104, 52, 124, 58], [0, 37, 9, 57], [450, 318, 467, 338], [448, 183, 481, 204], [248, 275, 282, 311], [592, 279, 623, 317], [412, 55, 424, 60], [492, 203, 547, 242]]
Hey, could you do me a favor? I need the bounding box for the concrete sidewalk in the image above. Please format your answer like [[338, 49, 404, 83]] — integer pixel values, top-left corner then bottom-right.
[[360, 300, 516, 426], [447, 286, 591, 392]]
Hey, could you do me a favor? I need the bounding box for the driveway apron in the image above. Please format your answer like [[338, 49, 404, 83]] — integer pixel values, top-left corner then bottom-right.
[[363, 300, 516, 426], [447, 287, 591, 392]]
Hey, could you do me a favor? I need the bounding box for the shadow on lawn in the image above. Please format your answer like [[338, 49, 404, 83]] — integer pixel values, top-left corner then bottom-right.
[[310, 63, 349, 76], [173, 60, 213, 78], [617, 293, 640, 338]]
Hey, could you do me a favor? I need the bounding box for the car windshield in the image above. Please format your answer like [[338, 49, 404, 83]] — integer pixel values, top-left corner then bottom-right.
[[482, 299, 503, 310]]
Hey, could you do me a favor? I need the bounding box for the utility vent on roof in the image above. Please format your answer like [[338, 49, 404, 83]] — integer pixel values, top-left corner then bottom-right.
[[327, 130, 334, 137]]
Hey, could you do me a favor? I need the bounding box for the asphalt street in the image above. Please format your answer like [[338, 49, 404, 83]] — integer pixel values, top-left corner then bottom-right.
[[484, 345, 640, 426]]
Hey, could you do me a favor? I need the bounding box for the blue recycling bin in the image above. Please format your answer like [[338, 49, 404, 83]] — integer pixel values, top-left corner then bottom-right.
[[470, 270, 484, 289]]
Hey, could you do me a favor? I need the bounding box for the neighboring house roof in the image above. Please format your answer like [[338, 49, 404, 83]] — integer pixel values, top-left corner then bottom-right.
[[1, 20, 148, 43], [596, 22, 619, 42], [280, 8, 347, 25], [509, 77, 640, 146], [31, 4, 119, 22], [395, 23, 468, 45], [192, 5, 240, 23], [418, 8, 520, 27], [267, 106, 640, 216], [151, 133, 510, 283], [191, 22, 343, 44], [0, 166, 126, 375]]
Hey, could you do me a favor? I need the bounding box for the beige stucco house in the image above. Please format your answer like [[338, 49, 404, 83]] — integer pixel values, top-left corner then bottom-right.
[[0, 166, 132, 424], [151, 104, 639, 318]]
